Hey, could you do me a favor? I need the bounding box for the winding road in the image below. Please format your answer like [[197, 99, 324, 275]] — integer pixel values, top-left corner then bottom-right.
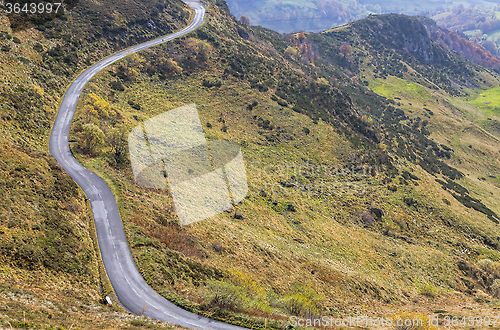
[[49, 1, 247, 329]]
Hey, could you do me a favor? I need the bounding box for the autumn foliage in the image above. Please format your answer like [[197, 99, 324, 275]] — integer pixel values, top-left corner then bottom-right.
[[427, 26, 500, 68], [239, 15, 250, 27], [283, 32, 319, 64], [340, 42, 352, 56]]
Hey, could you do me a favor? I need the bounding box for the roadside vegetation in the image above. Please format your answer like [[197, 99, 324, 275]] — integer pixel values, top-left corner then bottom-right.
[[0, 0, 193, 328]]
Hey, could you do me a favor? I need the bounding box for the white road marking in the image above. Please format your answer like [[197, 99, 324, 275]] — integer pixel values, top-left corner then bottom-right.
[[145, 300, 158, 310], [132, 287, 141, 297]]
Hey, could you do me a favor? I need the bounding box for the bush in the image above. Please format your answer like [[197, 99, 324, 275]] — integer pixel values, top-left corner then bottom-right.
[[417, 284, 438, 297], [388, 185, 397, 192], [203, 271, 274, 314], [130, 319, 148, 326], [203, 77, 222, 88], [490, 279, 500, 298], [12, 321, 31, 329], [128, 100, 141, 110], [110, 80, 125, 91], [203, 279, 248, 310], [478, 258, 500, 278], [277, 99, 288, 107], [279, 285, 323, 318], [360, 211, 375, 226], [257, 117, 273, 130], [247, 100, 258, 110], [80, 123, 105, 154]]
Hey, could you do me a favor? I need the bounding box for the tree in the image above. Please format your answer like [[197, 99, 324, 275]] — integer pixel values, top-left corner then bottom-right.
[[284, 46, 298, 58], [87, 93, 115, 119], [107, 125, 128, 165], [159, 57, 183, 76], [183, 38, 212, 69], [81, 123, 105, 154], [239, 15, 250, 27], [339, 42, 352, 57]]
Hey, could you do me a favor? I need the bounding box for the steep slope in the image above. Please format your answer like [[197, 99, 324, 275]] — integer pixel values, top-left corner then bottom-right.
[[3, 0, 500, 328], [312, 13, 500, 224], [0, 0, 194, 328], [61, 3, 500, 329]]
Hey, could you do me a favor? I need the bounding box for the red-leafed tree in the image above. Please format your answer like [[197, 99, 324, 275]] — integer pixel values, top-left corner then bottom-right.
[[339, 42, 352, 57], [239, 15, 250, 27]]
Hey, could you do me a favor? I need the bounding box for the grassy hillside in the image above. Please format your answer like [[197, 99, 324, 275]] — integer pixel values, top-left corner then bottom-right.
[[313, 14, 500, 224], [0, 0, 193, 328], [2, 0, 500, 328], [62, 4, 500, 330]]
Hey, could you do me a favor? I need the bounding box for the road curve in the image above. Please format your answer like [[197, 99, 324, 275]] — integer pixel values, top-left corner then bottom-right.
[[49, 2, 247, 329]]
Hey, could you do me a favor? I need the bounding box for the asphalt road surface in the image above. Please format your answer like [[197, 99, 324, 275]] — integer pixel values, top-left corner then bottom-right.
[[49, 1, 248, 329]]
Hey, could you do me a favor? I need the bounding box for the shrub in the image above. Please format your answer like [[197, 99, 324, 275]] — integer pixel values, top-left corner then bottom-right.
[[33, 43, 43, 52], [130, 319, 148, 326], [228, 270, 265, 299], [257, 117, 273, 130], [127, 100, 141, 110], [247, 100, 258, 110], [203, 279, 248, 310], [80, 123, 105, 154], [212, 241, 224, 252], [360, 211, 375, 226], [417, 284, 438, 297], [277, 99, 288, 107], [202, 78, 222, 87], [110, 80, 125, 91], [279, 285, 323, 318], [478, 258, 500, 278], [12, 321, 30, 329], [203, 271, 274, 314], [490, 279, 500, 298]]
